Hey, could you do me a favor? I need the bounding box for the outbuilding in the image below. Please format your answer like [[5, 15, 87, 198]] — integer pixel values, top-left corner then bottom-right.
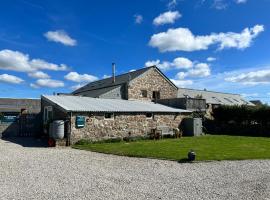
[[41, 95, 191, 145]]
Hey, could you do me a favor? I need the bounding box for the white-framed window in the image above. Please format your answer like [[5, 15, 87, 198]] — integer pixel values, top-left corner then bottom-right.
[[44, 106, 53, 124], [104, 113, 114, 120]]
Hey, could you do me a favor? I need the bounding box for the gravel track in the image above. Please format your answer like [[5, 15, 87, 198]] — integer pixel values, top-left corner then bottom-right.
[[0, 138, 270, 200]]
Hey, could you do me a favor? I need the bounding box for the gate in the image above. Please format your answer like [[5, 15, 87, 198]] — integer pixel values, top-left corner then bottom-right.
[[19, 113, 42, 137]]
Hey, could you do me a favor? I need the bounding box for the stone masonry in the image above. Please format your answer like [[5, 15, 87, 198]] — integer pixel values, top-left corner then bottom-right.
[[70, 112, 184, 144], [128, 67, 177, 101]]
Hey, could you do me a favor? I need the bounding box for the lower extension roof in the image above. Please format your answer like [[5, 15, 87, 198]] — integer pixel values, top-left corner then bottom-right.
[[42, 95, 191, 113]]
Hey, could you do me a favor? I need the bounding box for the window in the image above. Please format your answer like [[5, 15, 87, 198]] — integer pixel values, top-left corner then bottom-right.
[[43, 106, 53, 124], [104, 113, 114, 119], [146, 113, 153, 119], [152, 91, 160, 100], [141, 90, 147, 98]]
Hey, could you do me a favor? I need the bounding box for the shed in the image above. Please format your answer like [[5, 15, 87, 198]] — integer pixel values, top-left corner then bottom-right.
[[41, 95, 191, 145]]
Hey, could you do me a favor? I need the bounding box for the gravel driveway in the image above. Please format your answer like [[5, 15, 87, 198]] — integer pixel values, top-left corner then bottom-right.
[[0, 138, 270, 200]]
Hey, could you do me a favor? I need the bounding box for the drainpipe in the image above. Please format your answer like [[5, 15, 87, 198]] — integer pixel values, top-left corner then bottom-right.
[[67, 112, 72, 146]]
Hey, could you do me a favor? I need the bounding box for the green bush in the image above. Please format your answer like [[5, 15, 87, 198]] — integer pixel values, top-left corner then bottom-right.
[[206, 105, 270, 136]]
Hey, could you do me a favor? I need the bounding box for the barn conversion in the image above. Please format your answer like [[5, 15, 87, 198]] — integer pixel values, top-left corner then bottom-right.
[[41, 95, 191, 144]]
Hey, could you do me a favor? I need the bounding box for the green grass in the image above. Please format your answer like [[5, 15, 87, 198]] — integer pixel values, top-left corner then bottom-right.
[[73, 135, 270, 161]]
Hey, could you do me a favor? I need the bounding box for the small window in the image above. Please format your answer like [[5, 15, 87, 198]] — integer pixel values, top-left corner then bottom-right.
[[43, 106, 53, 124], [152, 91, 160, 100], [146, 113, 153, 119], [141, 90, 147, 98], [104, 113, 114, 119]]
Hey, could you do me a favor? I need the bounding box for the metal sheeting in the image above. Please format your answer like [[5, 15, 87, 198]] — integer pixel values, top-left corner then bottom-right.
[[177, 88, 254, 106], [42, 95, 191, 113]]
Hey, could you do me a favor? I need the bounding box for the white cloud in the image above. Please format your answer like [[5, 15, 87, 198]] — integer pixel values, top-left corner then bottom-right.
[[241, 93, 258, 98], [167, 0, 178, 9], [235, 0, 247, 4], [35, 79, 64, 88], [0, 49, 70, 72], [171, 79, 193, 88], [30, 83, 40, 89], [44, 30, 77, 46], [70, 83, 87, 91], [225, 69, 270, 85], [144, 59, 173, 70], [149, 25, 264, 52], [212, 0, 228, 10], [30, 59, 68, 71], [187, 63, 211, 78], [153, 11, 181, 26], [28, 71, 50, 79], [175, 63, 211, 79], [173, 57, 193, 69], [134, 14, 143, 24], [207, 57, 217, 62], [64, 72, 98, 83], [102, 74, 111, 79], [0, 74, 24, 84]]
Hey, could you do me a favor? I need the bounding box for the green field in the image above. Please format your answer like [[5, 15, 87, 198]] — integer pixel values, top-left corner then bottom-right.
[[73, 135, 270, 161]]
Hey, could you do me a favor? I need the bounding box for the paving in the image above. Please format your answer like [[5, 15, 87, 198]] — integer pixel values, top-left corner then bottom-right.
[[0, 138, 269, 200]]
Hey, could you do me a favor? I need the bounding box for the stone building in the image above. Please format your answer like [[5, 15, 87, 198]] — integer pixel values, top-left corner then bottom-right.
[[41, 95, 190, 144], [72, 66, 253, 116], [72, 66, 178, 101]]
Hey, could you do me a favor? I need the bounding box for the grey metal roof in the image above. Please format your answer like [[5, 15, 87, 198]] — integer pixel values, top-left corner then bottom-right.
[[177, 88, 254, 106], [42, 95, 191, 113]]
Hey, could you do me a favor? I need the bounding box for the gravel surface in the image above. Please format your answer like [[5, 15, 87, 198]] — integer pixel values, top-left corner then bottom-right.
[[0, 138, 270, 200]]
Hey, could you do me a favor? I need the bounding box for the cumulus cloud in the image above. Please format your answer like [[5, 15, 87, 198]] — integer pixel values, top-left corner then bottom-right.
[[225, 69, 270, 85], [44, 30, 77, 46], [170, 79, 193, 88], [0, 49, 69, 72], [153, 11, 181, 26], [0, 74, 24, 84], [64, 72, 98, 83], [173, 57, 193, 69], [28, 71, 50, 79], [145, 57, 211, 88], [241, 93, 258, 98], [175, 63, 211, 79], [149, 25, 264, 52], [70, 83, 87, 90], [134, 14, 143, 24], [207, 57, 217, 62], [145, 59, 173, 70], [33, 79, 65, 88]]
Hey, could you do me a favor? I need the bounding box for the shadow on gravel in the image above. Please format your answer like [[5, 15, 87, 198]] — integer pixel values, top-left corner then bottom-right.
[[2, 137, 48, 148]]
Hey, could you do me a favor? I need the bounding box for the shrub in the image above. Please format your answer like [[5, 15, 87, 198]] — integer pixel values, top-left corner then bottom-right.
[[206, 105, 270, 137]]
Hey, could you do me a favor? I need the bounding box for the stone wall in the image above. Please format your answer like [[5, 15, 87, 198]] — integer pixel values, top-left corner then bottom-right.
[[70, 112, 184, 144], [128, 68, 177, 101]]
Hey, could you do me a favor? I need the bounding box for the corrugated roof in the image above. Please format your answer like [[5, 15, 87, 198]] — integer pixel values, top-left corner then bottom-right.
[[42, 95, 191, 113], [177, 88, 254, 106]]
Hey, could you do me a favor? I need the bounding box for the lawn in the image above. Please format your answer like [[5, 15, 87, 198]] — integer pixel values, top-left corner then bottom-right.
[[73, 135, 270, 161]]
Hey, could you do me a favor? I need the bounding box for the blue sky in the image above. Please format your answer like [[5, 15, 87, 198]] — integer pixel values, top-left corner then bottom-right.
[[0, 0, 270, 103]]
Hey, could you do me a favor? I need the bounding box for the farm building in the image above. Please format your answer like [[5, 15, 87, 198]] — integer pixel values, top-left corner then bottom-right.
[[72, 66, 253, 113], [0, 98, 41, 138], [41, 95, 191, 144]]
